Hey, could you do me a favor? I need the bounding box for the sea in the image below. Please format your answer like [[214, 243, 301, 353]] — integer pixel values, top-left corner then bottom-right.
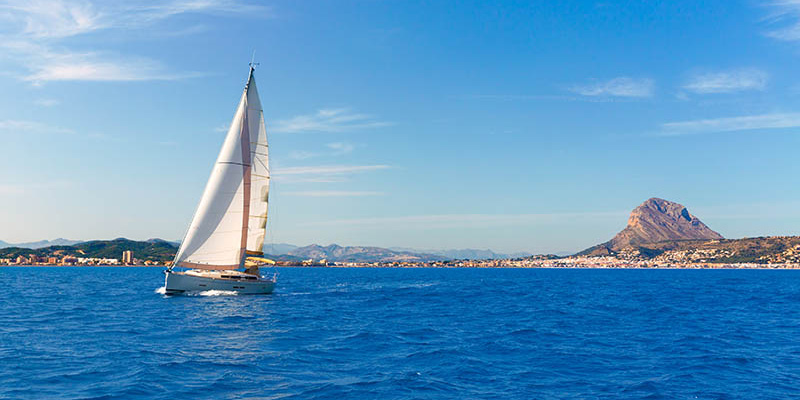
[[1, 267, 799, 399]]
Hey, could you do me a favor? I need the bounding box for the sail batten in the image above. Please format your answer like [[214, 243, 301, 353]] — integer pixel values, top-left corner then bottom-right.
[[173, 68, 269, 271]]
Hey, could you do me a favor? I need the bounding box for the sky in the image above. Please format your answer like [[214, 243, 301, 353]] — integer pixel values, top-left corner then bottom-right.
[[1, 0, 800, 254]]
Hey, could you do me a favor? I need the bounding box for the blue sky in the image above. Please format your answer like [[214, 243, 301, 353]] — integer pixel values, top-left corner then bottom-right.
[[2, 0, 800, 254]]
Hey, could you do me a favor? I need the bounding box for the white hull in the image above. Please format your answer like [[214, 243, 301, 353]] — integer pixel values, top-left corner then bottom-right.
[[164, 270, 275, 294]]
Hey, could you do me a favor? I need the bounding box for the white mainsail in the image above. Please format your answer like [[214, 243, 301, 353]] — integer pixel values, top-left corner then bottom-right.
[[173, 68, 269, 270]]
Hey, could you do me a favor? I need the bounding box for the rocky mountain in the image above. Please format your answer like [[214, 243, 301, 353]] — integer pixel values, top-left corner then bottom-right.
[[288, 244, 443, 262], [581, 198, 723, 255]]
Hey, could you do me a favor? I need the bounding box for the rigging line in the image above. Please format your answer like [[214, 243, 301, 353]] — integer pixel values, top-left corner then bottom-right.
[[255, 158, 269, 170]]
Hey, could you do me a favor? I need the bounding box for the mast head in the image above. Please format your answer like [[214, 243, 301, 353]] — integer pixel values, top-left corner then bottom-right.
[[249, 50, 259, 72], [246, 52, 259, 89]]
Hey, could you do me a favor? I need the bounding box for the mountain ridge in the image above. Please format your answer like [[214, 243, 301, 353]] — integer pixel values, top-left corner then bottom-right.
[[287, 244, 444, 262], [0, 238, 84, 249]]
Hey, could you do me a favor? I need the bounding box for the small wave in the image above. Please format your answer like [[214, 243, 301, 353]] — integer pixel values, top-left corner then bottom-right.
[[154, 287, 166, 295]]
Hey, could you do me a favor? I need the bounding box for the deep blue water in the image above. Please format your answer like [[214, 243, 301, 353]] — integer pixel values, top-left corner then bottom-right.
[[1, 267, 800, 399]]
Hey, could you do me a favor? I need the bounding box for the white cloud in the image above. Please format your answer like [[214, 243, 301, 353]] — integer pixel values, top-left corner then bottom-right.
[[0, 0, 268, 83], [274, 165, 390, 176], [683, 68, 768, 94], [569, 77, 654, 97], [659, 112, 800, 135], [327, 142, 355, 154], [0, 119, 73, 134], [0, 0, 103, 39], [284, 191, 384, 197], [34, 98, 60, 107], [287, 151, 318, 160], [24, 55, 202, 84], [0, 0, 271, 39], [763, 0, 800, 41], [272, 164, 390, 183], [272, 108, 391, 133], [299, 212, 627, 228]]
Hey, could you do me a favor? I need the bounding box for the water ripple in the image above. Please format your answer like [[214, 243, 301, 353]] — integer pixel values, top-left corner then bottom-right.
[[2, 267, 800, 399]]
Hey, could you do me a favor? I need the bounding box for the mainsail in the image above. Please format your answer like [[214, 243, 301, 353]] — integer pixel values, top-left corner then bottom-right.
[[173, 67, 269, 270]]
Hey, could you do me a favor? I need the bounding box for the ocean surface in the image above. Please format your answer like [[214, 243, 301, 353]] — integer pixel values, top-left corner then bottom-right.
[[1, 267, 800, 399]]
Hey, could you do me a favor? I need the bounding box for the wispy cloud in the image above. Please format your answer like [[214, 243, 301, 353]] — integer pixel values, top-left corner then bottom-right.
[[0, 0, 269, 83], [272, 164, 390, 183], [0, 0, 271, 39], [683, 68, 768, 94], [274, 165, 390, 176], [461, 93, 642, 103], [299, 212, 627, 228], [658, 112, 800, 136], [272, 108, 391, 133], [763, 0, 800, 41], [327, 142, 355, 154], [284, 191, 384, 197], [569, 77, 654, 98], [34, 98, 60, 107], [287, 151, 318, 160], [0, 119, 73, 134], [24, 55, 202, 84]]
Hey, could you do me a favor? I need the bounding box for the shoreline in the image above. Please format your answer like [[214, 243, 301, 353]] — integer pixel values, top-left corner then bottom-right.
[[3, 264, 800, 270]]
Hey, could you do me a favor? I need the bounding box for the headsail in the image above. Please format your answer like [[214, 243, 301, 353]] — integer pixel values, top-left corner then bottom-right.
[[245, 76, 270, 255], [173, 67, 269, 270]]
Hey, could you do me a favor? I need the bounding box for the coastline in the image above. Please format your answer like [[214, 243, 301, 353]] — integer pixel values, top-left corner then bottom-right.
[[3, 263, 800, 269]]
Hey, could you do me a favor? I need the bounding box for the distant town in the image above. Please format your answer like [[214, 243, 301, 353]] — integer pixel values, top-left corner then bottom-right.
[[0, 250, 164, 267], [3, 248, 800, 269]]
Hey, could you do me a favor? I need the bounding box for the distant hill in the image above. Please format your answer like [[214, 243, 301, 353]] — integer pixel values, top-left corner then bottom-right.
[[288, 244, 443, 262], [0, 238, 178, 261], [390, 247, 529, 260], [262, 243, 299, 255], [0, 238, 83, 249], [580, 198, 723, 256], [0, 239, 523, 263]]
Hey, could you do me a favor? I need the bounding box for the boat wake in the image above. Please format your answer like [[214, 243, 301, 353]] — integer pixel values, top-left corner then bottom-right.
[[155, 286, 239, 297], [193, 290, 239, 297]]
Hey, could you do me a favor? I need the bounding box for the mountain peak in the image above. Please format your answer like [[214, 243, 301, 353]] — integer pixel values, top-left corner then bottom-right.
[[610, 198, 722, 249], [581, 198, 723, 255]]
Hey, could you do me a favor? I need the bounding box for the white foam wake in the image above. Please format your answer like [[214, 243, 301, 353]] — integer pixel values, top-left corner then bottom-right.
[[195, 290, 239, 297], [154, 287, 238, 296]]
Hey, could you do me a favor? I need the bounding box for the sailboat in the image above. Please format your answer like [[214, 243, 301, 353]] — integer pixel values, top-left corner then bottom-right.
[[164, 63, 276, 294]]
